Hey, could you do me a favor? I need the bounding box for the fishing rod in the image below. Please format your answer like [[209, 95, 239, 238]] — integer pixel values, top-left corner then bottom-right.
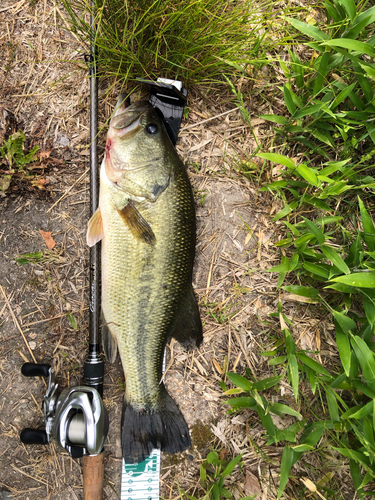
[[19, 8, 109, 500]]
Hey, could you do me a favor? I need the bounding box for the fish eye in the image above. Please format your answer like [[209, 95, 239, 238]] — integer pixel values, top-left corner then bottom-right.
[[145, 123, 158, 135]]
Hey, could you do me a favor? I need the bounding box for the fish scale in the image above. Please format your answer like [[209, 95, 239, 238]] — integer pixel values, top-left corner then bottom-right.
[[87, 99, 202, 464]]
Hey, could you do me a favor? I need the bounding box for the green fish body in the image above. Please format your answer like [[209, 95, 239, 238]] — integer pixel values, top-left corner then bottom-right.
[[87, 98, 202, 463]]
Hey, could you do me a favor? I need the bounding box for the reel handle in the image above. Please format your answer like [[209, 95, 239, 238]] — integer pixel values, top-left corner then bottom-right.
[[20, 428, 48, 445], [21, 363, 51, 378]]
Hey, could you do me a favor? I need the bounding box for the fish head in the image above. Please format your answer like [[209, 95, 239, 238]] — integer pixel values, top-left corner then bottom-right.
[[105, 97, 174, 201]]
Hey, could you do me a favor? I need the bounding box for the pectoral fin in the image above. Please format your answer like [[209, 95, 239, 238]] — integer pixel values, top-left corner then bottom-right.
[[169, 284, 203, 349], [87, 208, 104, 247], [101, 314, 118, 363], [117, 201, 156, 245]]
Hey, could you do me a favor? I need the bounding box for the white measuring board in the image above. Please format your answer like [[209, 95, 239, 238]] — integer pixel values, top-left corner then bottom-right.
[[121, 352, 166, 499], [121, 450, 161, 500]]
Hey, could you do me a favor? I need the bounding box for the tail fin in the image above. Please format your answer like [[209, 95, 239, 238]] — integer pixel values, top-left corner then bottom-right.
[[121, 389, 191, 464]]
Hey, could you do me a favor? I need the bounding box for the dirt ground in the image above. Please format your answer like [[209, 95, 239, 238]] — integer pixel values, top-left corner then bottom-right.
[[0, 1, 328, 499]]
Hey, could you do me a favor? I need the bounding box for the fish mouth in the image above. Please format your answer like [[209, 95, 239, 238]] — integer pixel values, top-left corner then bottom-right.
[[110, 98, 150, 135]]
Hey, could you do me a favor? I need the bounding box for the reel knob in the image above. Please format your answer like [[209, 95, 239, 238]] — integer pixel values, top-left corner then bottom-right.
[[21, 363, 51, 378], [20, 428, 48, 445]]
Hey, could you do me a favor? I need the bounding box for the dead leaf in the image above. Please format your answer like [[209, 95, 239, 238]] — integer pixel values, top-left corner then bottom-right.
[[39, 150, 51, 159], [219, 449, 228, 460], [39, 229, 56, 250], [244, 469, 262, 498], [31, 178, 49, 189]]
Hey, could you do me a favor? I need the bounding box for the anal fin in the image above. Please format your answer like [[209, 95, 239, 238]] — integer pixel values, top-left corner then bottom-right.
[[117, 201, 156, 245], [170, 284, 203, 349], [101, 313, 118, 363]]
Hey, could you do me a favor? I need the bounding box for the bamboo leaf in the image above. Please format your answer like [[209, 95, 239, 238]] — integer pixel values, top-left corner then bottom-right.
[[283, 84, 296, 114], [277, 446, 295, 499], [296, 352, 331, 376], [259, 114, 289, 125], [227, 372, 252, 391], [321, 245, 350, 274], [330, 272, 375, 288], [351, 336, 375, 383], [302, 217, 325, 244], [358, 197, 375, 252], [296, 164, 319, 186], [257, 153, 296, 169], [285, 18, 329, 41], [321, 39, 375, 56]]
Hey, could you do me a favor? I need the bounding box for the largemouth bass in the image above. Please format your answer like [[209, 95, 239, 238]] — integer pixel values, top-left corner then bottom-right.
[[87, 97, 202, 464]]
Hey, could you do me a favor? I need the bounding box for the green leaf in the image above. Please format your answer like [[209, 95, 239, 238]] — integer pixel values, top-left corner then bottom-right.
[[344, 400, 373, 420], [296, 352, 331, 376], [325, 386, 340, 423], [227, 373, 252, 391], [269, 355, 287, 366], [66, 312, 77, 330], [288, 354, 299, 400], [338, 0, 356, 20], [292, 444, 314, 452], [225, 397, 257, 410], [335, 322, 351, 377], [296, 164, 319, 187], [200, 464, 207, 483], [253, 375, 284, 391], [321, 39, 375, 56], [351, 336, 375, 383], [256, 153, 296, 169], [277, 446, 295, 499], [321, 245, 350, 275], [272, 402, 302, 419], [283, 84, 296, 115], [358, 197, 375, 252], [259, 114, 288, 125], [273, 201, 298, 221], [285, 18, 329, 41], [333, 311, 356, 333], [303, 262, 330, 279], [221, 453, 243, 477], [302, 217, 325, 244], [282, 285, 319, 298], [363, 295, 375, 327], [330, 272, 375, 288], [206, 451, 219, 464], [313, 52, 330, 96], [333, 448, 370, 468], [293, 104, 323, 119]]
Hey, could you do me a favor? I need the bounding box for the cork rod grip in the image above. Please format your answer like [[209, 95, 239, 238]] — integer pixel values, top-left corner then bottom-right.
[[82, 452, 105, 500]]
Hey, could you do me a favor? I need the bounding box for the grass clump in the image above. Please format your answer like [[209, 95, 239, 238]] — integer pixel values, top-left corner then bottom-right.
[[62, 0, 273, 86]]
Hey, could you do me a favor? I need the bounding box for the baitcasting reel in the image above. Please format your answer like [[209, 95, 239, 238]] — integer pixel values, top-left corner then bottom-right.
[[20, 363, 109, 458]]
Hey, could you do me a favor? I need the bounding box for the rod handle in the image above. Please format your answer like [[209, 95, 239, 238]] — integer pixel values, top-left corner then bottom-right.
[[20, 428, 48, 445], [82, 452, 105, 500], [21, 363, 50, 378]]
